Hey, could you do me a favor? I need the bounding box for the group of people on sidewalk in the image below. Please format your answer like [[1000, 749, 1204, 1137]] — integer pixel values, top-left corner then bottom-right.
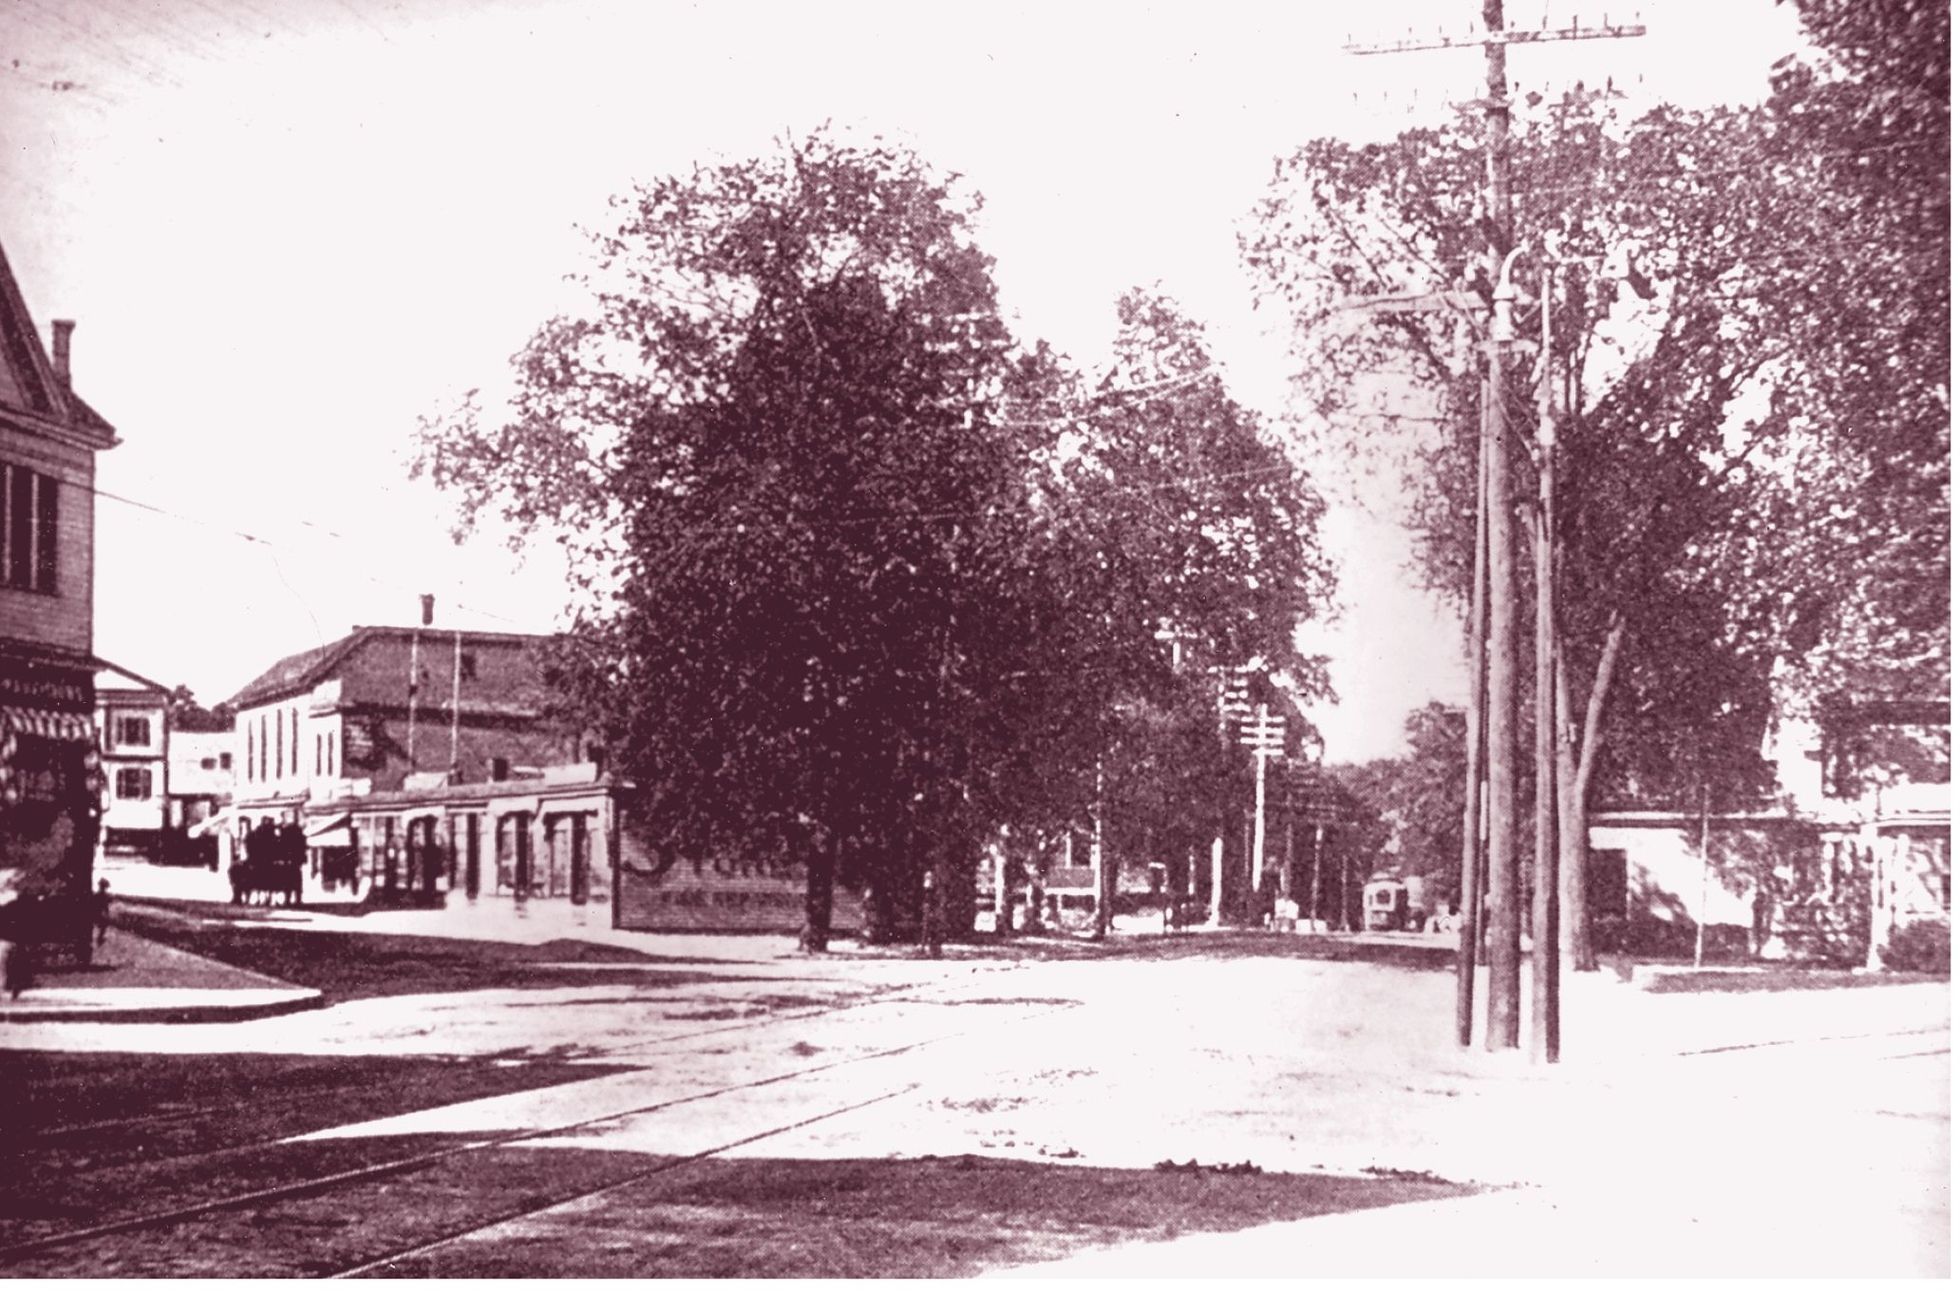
[[231, 817, 308, 906]]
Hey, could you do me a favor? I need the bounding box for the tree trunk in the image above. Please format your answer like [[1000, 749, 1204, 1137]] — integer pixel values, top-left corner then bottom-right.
[[1554, 618, 1624, 973], [993, 847, 1012, 938], [859, 844, 903, 945], [1207, 834, 1224, 928], [799, 829, 837, 953], [1555, 742, 1591, 971], [1027, 847, 1051, 936], [937, 830, 979, 942]]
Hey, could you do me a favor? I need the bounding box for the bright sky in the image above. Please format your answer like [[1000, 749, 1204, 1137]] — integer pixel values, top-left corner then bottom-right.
[[0, 0, 1809, 762]]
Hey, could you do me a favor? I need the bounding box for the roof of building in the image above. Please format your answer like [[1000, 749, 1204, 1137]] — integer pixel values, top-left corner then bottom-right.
[[0, 236, 115, 444], [228, 632, 365, 709], [94, 657, 170, 696], [227, 625, 552, 710]]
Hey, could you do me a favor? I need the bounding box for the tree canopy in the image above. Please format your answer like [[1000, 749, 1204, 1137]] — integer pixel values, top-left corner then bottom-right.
[[1244, 0, 1946, 963], [415, 128, 1333, 946]]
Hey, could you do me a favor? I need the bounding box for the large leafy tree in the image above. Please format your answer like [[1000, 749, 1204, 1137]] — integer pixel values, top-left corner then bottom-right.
[[416, 129, 1058, 948], [1245, 0, 1947, 965], [1753, 0, 1950, 713]]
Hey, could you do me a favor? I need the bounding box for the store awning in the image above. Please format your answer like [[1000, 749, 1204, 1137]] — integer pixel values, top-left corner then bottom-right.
[[0, 705, 97, 746], [188, 808, 235, 839], [304, 813, 352, 841]]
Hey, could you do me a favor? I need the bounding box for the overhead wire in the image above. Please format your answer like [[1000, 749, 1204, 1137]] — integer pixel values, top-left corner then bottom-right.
[[11, 0, 185, 91], [29, 413, 1309, 624], [36, 469, 531, 631]]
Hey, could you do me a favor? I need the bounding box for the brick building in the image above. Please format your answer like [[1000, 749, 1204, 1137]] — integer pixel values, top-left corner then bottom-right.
[[223, 624, 583, 803], [0, 236, 117, 914], [216, 624, 591, 895]]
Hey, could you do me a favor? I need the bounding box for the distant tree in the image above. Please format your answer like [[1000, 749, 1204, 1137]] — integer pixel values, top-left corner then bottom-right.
[[1039, 291, 1336, 931], [168, 688, 234, 733], [1325, 702, 1467, 915]]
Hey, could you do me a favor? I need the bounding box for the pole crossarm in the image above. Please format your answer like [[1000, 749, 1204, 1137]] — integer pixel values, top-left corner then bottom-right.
[[1336, 0, 1645, 1064], [1331, 289, 1484, 319], [1345, 22, 1646, 56]]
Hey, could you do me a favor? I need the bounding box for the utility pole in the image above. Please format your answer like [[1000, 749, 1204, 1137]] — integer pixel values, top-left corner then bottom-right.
[[1091, 756, 1108, 939], [1532, 265, 1561, 1063], [1281, 799, 1296, 905], [407, 626, 423, 771], [1477, 0, 1524, 1052], [448, 628, 463, 778], [1306, 816, 1325, 931], [1240, 703, 1286, 921], [1348, 0, 1644, 1058], [1456, 414, 1490, 1046], [1694, 780, 1711, 969]]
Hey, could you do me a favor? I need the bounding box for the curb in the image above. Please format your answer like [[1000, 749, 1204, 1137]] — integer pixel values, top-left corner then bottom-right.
[[0, 990, 326, 1025]]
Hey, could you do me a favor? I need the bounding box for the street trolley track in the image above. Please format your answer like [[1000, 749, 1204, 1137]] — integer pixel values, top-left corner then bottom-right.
[[4, 1052, 635, 1180], [589, 957, 1035, 1060], [7, 959, 1027, 1192], [0, 1016, 980, 1270], [324, 1084, 914, 1278]]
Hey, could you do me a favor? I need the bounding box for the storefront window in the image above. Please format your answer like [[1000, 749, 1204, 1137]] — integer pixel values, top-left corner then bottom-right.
[[0, 731, 91, 899], [495, 813, 532, 897]]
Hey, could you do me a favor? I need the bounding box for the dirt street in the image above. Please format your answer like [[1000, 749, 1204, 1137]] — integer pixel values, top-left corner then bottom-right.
[[0, 912, 1946, 1276]]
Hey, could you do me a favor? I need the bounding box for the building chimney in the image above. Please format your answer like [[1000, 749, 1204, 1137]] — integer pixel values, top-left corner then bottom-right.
[[50, 319, 74, 387], [420, 593, 435, 626]]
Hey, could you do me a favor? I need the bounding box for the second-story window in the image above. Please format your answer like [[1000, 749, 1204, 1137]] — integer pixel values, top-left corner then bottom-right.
[[116, 716, 151, 747], [291, 707, 299, 776], [1, 461, 59, 595], [273, 711, 283, 780]]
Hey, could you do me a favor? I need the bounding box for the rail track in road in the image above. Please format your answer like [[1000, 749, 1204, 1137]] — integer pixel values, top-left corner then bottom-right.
[[7, 951, 1032, 1176], [0, 966, 1065, 1277], [320, 1084, 915, 1278]]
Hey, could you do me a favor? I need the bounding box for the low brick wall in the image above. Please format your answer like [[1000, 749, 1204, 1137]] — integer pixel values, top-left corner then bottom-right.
[[613, 843, 864, 934]]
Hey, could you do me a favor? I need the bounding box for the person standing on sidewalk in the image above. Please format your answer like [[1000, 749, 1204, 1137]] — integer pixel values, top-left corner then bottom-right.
[[1, 932, 29, 999], [93, 878, 112, 948]]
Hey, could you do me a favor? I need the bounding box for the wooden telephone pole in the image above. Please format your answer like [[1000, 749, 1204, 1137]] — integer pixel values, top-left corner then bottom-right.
[[1348, 1, 1643, 1056], [1241, 703, 1287, 915]]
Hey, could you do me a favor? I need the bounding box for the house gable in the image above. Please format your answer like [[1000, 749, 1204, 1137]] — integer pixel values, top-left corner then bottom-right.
[[0, 238, 114, 445]]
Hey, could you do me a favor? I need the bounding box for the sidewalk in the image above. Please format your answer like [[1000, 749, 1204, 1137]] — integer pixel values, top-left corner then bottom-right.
[[93, 855, 813, 961], [0, 925, 323, 1024]]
